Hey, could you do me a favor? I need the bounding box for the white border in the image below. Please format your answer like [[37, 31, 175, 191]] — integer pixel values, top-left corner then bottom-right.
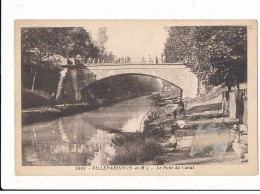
[[2, 0, 260, 190]]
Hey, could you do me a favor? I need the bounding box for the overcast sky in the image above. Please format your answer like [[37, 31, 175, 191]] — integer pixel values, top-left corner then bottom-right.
[[84, 22, 168, 61]]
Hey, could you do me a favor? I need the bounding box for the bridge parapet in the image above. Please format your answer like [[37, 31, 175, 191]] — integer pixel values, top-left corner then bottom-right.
[[84, 62, 184, 67], [84, 56, 167, 64], [60, 63, 186, 69], [59, 62, 198, 101]]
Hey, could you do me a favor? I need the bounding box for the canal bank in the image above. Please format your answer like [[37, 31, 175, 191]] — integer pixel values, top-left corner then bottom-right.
[[139, 92, 248, 165], [109, 85, 248, 165], [22, 95, 147, 125]]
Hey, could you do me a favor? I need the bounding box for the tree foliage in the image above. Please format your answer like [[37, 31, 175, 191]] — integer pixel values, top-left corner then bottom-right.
[[21, 27, 100, 67], [164, 26, 247, 88], [96, 27, 115, 62], [21, 27, 100, 93]]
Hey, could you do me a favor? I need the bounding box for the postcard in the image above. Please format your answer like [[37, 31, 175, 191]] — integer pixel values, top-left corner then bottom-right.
[[15, 20, 258, 175]]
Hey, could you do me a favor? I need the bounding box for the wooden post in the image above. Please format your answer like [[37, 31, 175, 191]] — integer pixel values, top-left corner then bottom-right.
[[31, 68, 37, 91]]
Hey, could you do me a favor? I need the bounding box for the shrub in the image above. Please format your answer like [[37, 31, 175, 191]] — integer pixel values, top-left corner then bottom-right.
[[22, 89, 51, 109], [110, 133, 164, 165], [144, 108, 163, 125]]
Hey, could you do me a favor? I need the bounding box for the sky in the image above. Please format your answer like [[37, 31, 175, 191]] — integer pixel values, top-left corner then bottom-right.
[[84, 22, 168, 61]]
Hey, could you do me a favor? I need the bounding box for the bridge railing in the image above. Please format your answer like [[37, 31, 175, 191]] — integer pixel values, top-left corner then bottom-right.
[[83, 57, 168, 65]]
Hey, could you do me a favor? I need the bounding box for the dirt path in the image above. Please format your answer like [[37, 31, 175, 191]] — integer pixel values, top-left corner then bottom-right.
[[144, 93, 248, 165]]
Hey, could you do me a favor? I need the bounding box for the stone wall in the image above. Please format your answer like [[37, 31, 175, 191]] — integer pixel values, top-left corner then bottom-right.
[[62, 67, 96, 102]]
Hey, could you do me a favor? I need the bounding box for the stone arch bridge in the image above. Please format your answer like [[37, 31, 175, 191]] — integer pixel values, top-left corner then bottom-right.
[[60, 63, 198, 102]]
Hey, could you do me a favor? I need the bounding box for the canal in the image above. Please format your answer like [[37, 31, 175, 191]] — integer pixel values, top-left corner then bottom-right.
[[22, 96, 154, 166]]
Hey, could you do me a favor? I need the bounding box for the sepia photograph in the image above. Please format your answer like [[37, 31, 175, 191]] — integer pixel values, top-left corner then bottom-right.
[[14, 20, 257, 175]]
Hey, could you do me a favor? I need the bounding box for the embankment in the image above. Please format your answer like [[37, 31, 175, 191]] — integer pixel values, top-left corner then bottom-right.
[[22, 95, 144, 125]]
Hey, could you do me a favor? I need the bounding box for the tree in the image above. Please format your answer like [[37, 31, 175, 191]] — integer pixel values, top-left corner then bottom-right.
[[164, 26, 247, 91], [21, 28, 59, 90], [164, 26, 195, 63], [22, 27, 100, 65], [95, 27, 116, 63], [96, 27, 108, 60], [21, 27, 100, 92]]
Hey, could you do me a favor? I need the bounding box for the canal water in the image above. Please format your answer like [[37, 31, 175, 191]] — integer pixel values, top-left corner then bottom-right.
[[22, 96, 154, 166]]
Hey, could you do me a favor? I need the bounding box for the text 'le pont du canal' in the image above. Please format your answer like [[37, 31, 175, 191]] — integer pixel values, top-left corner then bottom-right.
[[85, 165, 195, 170]]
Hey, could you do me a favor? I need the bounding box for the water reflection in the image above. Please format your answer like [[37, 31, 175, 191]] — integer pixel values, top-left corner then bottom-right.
[[22, 96, 153, 166]]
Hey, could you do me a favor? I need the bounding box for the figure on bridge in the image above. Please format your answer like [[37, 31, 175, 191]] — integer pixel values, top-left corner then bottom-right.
[[141, 57, 145, 63], [149, 55, 153, 63]]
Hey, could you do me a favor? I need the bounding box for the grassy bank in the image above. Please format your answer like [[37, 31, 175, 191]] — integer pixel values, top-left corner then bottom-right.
[[22, 104, 92, 125], [22, 89, 52, 109], [22, 94, 145, 125], [109, 85, 245, 165], [109, 100, 175, 165], [110, 132, 165, 165]]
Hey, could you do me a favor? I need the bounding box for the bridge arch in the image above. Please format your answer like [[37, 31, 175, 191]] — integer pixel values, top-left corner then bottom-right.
[[87, 73, 183, 90], [86, 64, 198, 98], [82, 73, 183, 100]]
